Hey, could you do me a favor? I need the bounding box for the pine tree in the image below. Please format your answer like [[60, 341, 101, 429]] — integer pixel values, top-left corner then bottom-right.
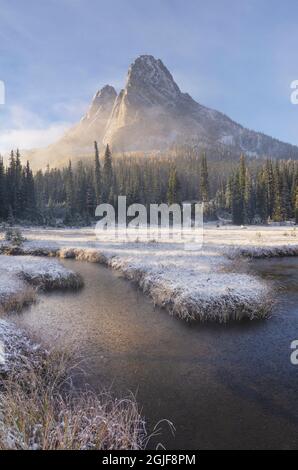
[[255, 170, 267, 222], [229, 155, 247, 224], [281, 172, 291, 221], [15, 149, 23, 217], [295, 187, 298, 224], [75, 161, 87, 214], [7, 150, 16, 214], [167, 166, 179, 205], [94, 141, 101, 205], [86, 185, 95, 216], [0, 157, 6, 219], [244, 169, 254, 223], [265, 159, 274, 218], [272, 163, 282, 221], [239, 153, 246, 187], [225, 179, 233, 210], [238, 154, 246, 222], [231, 172, 244, 225], [25, 161, 36, 213], [65, 161, 75, 216], [102, 144, 113, 203], [200, 153, 209, 202]]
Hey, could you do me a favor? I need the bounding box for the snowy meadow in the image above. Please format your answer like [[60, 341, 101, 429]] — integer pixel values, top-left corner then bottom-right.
[[2, 224, 296, 323]]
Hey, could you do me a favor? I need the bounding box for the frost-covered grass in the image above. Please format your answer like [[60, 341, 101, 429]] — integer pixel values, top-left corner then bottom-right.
[[0, 319, 42, 375], [0, 320, 146, 450], [19, 258, 84, 291], [227, 244, 298, 259], [204, 224, 298, 259], [0, 255, 83, 313], [0, 271, 35, 313], [0, 225, 281, 322]]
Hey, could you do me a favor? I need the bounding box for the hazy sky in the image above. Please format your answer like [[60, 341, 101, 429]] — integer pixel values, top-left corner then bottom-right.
[[0, 0, 298, 151]]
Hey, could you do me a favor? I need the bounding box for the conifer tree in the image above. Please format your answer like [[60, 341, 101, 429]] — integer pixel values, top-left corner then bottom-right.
[[295, 187, 298, 224], [25, 161, 36, 212], [102, 144, 113, 203], [281, 173, 291, 221], [225, 179, 233, 210], [272, 163, 282, 221], [200, 153, 209, 202], [94, 141, 101, 205], [239, 154, 246, 195], [15, 149, 23, 217], [255, 171, 267, 222], [244, 169, 254, 223], [76, 161, 87, 214], [167, 166, 179, 205], [0, 157, 6, 219], [66, 160, 75, 215], [265, 159, 274, 218], [231, 172, 244, 225], [86, 185, 95, 216]]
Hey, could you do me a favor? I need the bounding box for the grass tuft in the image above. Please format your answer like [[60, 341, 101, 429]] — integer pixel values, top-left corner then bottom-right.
[[0, 343, 146, 450], [20, 271, 84, 291], [0, 287, 36, 314]]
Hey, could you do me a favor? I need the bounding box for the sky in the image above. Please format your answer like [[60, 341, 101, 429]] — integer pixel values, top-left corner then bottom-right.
[[0, 0, 298, 152]]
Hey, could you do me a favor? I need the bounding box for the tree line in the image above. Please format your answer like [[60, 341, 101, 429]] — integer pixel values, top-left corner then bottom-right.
[[220, 155, 298, 224], [0, 143, 298, 225], [0, 150, 35, 223]]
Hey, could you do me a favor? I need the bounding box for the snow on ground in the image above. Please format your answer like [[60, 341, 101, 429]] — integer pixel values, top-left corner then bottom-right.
[[0, 255, 83, 313], [204, 224, 298, 255], [0, 224, 289, 322], [0, 319, 43, 374], [11, 223, 298, 250]]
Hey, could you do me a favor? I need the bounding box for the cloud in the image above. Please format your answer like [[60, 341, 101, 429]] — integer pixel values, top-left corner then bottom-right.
[[0, 122, 71, 153], [0, 104, 72, 153], [2, 105, 43, 129]]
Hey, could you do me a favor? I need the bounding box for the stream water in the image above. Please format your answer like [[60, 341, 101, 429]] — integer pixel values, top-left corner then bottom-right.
[[9, 257, 298, 449]]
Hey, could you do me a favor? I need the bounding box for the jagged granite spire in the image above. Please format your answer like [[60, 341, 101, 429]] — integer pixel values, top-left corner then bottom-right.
[[83, 85, 117, 122], [125, 55, 181, 104], [26, 55, 298, 168]]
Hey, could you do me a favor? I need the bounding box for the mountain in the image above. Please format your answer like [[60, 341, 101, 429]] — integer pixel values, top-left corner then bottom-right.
[[28, 55, 298, 167], [29, 85, 117, 166]]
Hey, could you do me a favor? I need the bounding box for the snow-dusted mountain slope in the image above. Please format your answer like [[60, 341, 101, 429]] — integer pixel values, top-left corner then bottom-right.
[[27, 55, 298, 167]]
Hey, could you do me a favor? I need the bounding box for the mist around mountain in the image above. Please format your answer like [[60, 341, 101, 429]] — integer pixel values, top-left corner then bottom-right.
[[27, 55, 298, 168]]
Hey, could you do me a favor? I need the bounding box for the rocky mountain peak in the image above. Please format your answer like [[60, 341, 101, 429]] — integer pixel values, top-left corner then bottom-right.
[[27, 55, 298, 168], [84, 85, 117, 121], [94, 84, 117, 101], [125, 55, 181, 105]]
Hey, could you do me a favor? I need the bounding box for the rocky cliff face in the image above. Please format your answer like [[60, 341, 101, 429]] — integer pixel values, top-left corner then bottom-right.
[[103, 55, 297, 158], [103, 55, 194, 150], [28, 55, 298, 167], [32, 85, 117, 165]]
